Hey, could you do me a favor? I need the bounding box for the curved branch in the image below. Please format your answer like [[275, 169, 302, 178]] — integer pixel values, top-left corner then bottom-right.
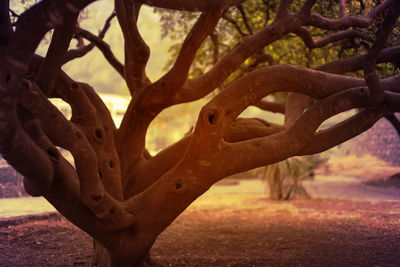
[[222, 10, 247, 36], [276, 0, 293, 18], [293, 27, 373, 49], [173, 15, 302, 104], [316, 46, 400, 74], [299, 109, 387, 155], [237, 4, 253, 35], [252, 99, 285, 114], [139, 10, 222, 108], [299, 92, 400, 155], [0, 0, 95, 196], [205, 65, 366, 129], [116, 10, 221, 175], [35, 12, 78, 95], [19, 82, 135, 231], [124, 117, 283, 197], [385, 114, 400, 137], [115, 0, 150, 94], [74, 27, 124, 77], [307, 0, 395, 30], [122, 87, 372, 245], [216, 87, 371, 178], [364, 2, 400, 104], [64, 10, 116, 64]]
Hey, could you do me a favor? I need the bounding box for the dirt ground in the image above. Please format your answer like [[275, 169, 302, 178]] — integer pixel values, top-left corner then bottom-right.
[[1, 193, 400, 266], [1, 155, 400, 266]]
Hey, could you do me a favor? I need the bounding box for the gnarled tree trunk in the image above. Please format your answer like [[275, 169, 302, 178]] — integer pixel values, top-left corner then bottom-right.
[[1, 0, 400, 266]]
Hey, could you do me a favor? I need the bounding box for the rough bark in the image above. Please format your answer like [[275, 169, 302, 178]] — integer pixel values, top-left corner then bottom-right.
[[1, 0, 400, 266]]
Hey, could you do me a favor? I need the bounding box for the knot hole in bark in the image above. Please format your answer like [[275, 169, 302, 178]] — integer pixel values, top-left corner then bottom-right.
[[47, 147, 59, 163], [172, 179, 187, 194], [94, 128, 103, 141], [6, 74, 11, 83], [92, 195, 103, 202], [71, 82, 78, 90], [75, 131, 83, 140], [175, 182, 182, 190], [207, 109, 219, 125], [109, 161, 114, 169]]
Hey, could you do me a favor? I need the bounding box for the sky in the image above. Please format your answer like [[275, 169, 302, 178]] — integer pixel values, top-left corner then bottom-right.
[[62, 0, 175, 95], [9, 0, 174, 95]]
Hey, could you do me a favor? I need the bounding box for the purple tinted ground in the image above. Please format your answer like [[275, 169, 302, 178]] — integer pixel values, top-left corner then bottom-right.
[[0, 197, 399, 266]]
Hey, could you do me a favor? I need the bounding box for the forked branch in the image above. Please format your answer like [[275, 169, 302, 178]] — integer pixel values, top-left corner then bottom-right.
[[307, 0, 395, 30]]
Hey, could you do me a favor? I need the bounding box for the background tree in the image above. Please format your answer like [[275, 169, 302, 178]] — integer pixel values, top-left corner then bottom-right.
[[1, 0, 400, 266]]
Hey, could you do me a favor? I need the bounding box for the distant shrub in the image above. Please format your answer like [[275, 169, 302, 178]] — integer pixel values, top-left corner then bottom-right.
[[255, 156, 319, 200]]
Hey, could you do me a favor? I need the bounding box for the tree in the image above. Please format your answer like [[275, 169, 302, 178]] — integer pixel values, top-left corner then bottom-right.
[[0, 0, 400, 265]]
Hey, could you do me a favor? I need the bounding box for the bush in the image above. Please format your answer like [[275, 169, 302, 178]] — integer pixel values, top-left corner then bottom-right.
[[256, 156, 319, 200]]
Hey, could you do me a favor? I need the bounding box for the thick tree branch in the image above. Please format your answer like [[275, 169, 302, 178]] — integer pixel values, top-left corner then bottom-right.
[[124, 117, 283, 197], [0, 0, 12, 47], [122, 88, 374, 250], [385, 114, 400, 137], [298, 109, 386, 155], [299, 92, 400, 155], [35, 13, 78, 95], [284, 93, 310, 128], [116, 10, 221, 177], [215, 87, 372, 178], [171, 0, 320, 105], [297, 0, 317, 22], [364, 2, 400, 105], [0, 0, 95, 196], [19, 81, 136, 231], [202, 65, 367, 129], [52, 72, 124, 200], [139, 10, 222, 108], [252, 99, 285, 114], [172, 14, 301, 104], [115, 0, 150, 95], [276, 0, 293, 18]]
